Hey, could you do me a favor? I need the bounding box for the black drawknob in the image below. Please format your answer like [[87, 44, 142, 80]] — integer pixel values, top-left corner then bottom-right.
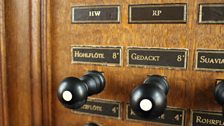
[[130, 75, 169, 119], [214, 80, 224, 116], [57, 71, 105, 109], [84, 122, 99, 126]]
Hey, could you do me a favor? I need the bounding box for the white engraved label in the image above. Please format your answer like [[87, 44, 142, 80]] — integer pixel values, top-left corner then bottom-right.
[[152, 10, 162, 16], [89, 11, 101, 17]]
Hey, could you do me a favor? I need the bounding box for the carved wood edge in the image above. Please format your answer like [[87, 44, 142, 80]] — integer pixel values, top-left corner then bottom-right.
[[41, 0, 53, 125], [30, 0, 43, 125], [0, 0, 44, 125], [0, 0, 8, 126]]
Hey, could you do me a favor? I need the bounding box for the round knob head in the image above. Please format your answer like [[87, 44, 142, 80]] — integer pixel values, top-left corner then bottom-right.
[[130, 84, 167, 119], [215, 81, 224, 105], [57, 77, 88, 109]]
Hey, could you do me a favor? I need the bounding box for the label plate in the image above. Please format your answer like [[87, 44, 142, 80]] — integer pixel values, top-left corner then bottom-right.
[[195, 49, 224, 71], [127, 104, 186, 126], [129, 4, 187, 23], [199, 4, 224, 24], [191, 110, 224, 126], [72, 99, 121, 119], [71, 5, 120, 23], [127, 47, 188, 69], [71, 46, 122, 66]]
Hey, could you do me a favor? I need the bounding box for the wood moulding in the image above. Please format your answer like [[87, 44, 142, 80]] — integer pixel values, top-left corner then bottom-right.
[[0, 0, 8, 125], [1, 0, 43, 125], [41, 0, 53, 125]]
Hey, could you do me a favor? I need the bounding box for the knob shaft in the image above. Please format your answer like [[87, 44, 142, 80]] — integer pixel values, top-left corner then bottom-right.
[[57, 71, 105, 109], [84, 122, 99, 126], [214, 80, 224, 116], [130, 75, 169, 119]]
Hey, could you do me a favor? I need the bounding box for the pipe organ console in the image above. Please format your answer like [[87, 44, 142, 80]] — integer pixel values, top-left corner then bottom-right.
[[1, 0, 224, 126]]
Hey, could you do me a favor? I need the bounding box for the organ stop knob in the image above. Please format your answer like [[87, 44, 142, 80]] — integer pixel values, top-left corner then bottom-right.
[[214, 80, 224, 116], [130, 75, 169, 119], [57, 71, 105, 109]]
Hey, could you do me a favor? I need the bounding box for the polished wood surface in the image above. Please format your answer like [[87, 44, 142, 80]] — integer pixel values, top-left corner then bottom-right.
[[42, 0, 224, 126], [0, 0, 223, 126], [5, 0, 32, 124], [0, 0, 8, 125]]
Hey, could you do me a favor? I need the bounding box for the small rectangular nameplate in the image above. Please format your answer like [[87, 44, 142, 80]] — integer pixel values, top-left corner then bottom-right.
[[72, 99, 121, 119], [195, 49, 224, 71], [71, 5, 120, 23], [191, 110, 223, 126], [71, 46, 122, 66], [129, 4, 187, 23], [199, 4, 224, 24], [127, 47, 188, 69], [127, 105, 186, 126]]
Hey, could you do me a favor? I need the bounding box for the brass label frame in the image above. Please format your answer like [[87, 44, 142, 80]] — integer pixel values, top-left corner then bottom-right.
[[195, 49, 224, 72], [71, 5, 120, 23], [199, 4, 224, 24], [190, 110, 223, 126], [127, 47, 188, 70], [71, 98, 122, 120], [71, 45, 123, 66], [126, 104, 186, 126], [129, 3, 187, 23]]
